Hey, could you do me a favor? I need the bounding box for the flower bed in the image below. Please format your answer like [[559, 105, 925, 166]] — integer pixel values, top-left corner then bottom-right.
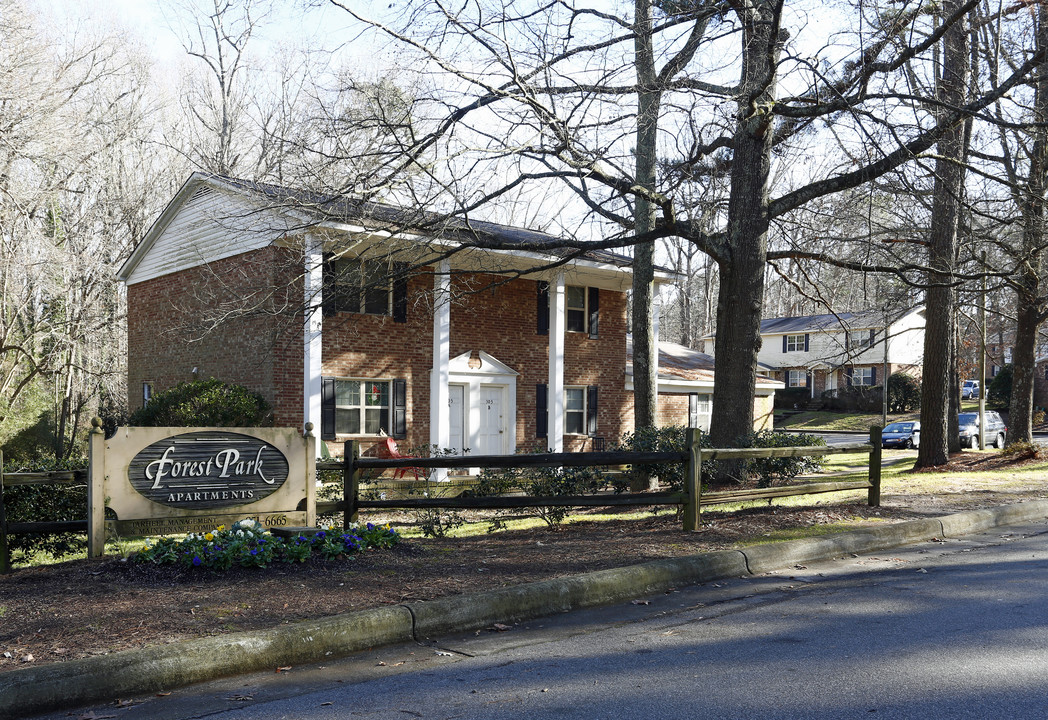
[[134, 518, 400, 570]]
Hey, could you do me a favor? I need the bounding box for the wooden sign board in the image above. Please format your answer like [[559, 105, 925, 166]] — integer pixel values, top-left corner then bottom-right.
[[88, 426, 316, 555]]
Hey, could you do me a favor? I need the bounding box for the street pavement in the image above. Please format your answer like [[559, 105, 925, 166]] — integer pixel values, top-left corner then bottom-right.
[[33, 519, 1048, 720]]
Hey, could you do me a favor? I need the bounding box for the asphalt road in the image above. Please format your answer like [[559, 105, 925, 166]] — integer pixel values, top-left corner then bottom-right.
[[38, 520, 1048, 720]]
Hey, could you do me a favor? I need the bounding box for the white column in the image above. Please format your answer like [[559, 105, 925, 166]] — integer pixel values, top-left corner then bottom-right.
[[304, 235, 324, 438], [548, 273, 566, 452], [430, 259, 451, 481], [652, 293, 662, 402]]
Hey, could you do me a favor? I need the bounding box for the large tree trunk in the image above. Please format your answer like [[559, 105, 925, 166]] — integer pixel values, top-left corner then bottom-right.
[[631, 0, 661, 434], [1008, 2, 1048, 445], [708, 1, 779, 475], [917, 0, 970, 467]]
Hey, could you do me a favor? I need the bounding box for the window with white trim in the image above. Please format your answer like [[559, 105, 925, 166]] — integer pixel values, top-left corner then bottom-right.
[[566, 285, 587, 333], [143, 382, 154, 405], [785, 334, 806, 352], [334, 379, 391, 434], [565, 386, 587, 434], [788, 370, 807, 387], [851, 367, 874, 386], [329, 258, 392, 316], [848, 329, 874, 350]]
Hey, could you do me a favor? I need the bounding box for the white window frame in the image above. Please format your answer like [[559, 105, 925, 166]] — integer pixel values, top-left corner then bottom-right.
[[330, 257, 393, 316], [787, 370, 807, 387], [848, 330, 874, 350], [333, 378, 393, 436], [785, 334, 806, 352], [851, 367, 874, 386], [565, 386, 587, 435], [565, 285, 588, 333]]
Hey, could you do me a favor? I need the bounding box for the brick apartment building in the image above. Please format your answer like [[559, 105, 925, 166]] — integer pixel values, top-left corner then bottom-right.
[[120, 173, 694, 461]]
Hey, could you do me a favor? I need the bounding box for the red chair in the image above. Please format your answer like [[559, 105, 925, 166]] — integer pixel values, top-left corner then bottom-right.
[[384, 437, 423, 480]]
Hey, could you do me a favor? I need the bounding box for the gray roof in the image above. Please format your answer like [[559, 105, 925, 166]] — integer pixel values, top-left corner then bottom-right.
[[213, 174, 646, 270], [759, 310, 887, 335]]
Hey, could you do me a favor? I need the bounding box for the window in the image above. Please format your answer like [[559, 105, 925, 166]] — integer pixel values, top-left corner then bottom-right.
[[788, 370, 807, 387], [848, 329, 875, 350], [537, 283, 599, 338], [851, 367, 874, 386], [784, 334, 807, 352], [566, 387, 586, 434], [566, 285, 587, 333], [327, 257, 392, 316], [334, 379, 391, 435], [143, 382, 154, 405]]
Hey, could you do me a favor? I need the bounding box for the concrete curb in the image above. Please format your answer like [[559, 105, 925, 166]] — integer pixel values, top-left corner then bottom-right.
[[5, 499, 1048, 720]]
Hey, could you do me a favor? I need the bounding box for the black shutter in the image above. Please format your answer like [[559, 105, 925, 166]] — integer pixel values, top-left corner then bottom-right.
[[392, 263, 408, 323], [392, 378, 407, 439], [588, 287, 600, 339], [782, 335, 787, 353], [586, 385, 598, 436], [536, 383, 548, 438], [846, 367, 853, 387], [537, 281, 549, 335], [321, 254, 336, 317], [321, 377, 336, 440], [804, 333, 809, 352], [871, 366, 877, 385]]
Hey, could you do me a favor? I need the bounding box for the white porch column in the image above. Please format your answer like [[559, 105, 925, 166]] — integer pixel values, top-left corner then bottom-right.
[[430, 259, 451, 481], [304, 235, 324, 438], [652, 294, 662, 402], [548, 273, 566, 452]]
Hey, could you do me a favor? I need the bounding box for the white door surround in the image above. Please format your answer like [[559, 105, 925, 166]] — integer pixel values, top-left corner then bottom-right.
[[438, 350, 518, 458]]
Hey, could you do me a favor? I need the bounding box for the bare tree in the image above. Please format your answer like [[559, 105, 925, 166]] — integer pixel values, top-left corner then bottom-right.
[[316, 0, 1041, 473]]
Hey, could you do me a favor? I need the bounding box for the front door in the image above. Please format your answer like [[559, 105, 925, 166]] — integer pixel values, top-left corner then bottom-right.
[[448, 384, 466, 454], [477, 385, 506, 455]]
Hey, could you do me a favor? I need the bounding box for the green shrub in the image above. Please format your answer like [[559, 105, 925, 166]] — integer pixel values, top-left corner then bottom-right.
[[775, 387, 811, 409], [472, 443, 616, 529], [612, 425, 703, 491], [127, 378, 271, 427], [2, 456, 88, 564], [886, 372, 921, 413], [738, 430, 825, 488], [987, 364, 1012, 409]]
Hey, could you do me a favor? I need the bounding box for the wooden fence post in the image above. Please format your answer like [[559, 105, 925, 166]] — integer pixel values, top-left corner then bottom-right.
[[87, 418, 106, 558], [345, 440, 361, 527], [0, 449, 8, 574], [868, 425, 882, 507], [683, 427, 703, 531]]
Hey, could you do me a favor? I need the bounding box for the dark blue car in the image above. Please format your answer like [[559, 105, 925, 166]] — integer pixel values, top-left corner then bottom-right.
[[881, 421, 920, 449]]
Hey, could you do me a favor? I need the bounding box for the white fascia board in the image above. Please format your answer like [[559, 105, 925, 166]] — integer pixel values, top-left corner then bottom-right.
[[625, 375, 784, 394]]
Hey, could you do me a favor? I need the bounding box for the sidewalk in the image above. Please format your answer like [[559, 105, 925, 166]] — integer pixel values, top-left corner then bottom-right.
[[5, 499, 1048, 720]]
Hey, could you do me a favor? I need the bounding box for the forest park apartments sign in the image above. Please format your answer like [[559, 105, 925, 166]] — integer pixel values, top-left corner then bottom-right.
[[87, 425, 316, 555]]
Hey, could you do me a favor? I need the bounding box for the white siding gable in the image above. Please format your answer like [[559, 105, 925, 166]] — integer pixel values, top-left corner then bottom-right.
[[123, 180, 302, 285]]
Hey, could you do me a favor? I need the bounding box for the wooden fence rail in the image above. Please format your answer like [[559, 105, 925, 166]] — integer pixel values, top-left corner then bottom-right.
[[0, 428, 883, 572], [328, 428, 883, 533]]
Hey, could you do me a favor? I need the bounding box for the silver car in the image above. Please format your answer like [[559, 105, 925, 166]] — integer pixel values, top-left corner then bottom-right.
[[958, 411, 1007, 448]]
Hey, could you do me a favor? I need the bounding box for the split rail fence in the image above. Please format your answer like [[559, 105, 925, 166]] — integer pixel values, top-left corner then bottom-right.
[[321, 427, 884, 534], [1, 428, 884, 572]]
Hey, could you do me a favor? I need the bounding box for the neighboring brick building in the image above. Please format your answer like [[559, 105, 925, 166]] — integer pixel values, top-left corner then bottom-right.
[[120, 173, 673, 461], [626, 338, 781, 432]]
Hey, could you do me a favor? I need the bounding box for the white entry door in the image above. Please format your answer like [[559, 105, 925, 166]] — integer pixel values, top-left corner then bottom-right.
[[477, 385, 506, 455], [448, 384, 466, 454]]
